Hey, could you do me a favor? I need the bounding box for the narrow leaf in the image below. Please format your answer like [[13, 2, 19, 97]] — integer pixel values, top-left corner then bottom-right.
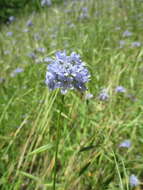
[[79, 145, 96, 152], [28, 144, 53, 156], [79, 162, 91, 176]]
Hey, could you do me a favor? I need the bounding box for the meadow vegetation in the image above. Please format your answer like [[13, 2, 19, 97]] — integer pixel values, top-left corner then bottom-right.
[[0, 0, 143, 189]]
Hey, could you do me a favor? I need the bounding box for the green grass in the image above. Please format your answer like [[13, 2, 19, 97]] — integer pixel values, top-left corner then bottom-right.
[[0, 0, 143, 189]]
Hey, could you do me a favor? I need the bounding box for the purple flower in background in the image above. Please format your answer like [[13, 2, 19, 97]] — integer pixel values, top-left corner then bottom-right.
[[85, 93, 93, 100], [122, 30, 132, 37], [131, 41, 141, 47], [79, 7, 89, 19], [4, 50, 11, 55], [34, 33, 41, 41], [41, 0, 52, 7], [7, 32, 13, 36], [26, 20, 33, 27], [10, 67, 24, 77], [44, 57, 53, 63], [119, 140, 131, 148], [115, 86, 126, 93], [36, 47, 45, 53], [119, 40, 126, 48], [9, 16, 15, 23], [0, 77, 5, 84], [129, 175, 139, 187], [99, 89, 109, 101], [45, 51, 90, 94], [27, 52, 37, 59]]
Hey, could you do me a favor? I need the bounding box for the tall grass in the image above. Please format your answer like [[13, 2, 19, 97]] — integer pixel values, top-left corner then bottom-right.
[[0, 0, 143, 189]]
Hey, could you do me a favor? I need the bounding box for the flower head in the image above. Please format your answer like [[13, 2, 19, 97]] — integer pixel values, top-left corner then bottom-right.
[[99, 89, 109, 101], [26, 20, 33, 27], [9, 16, 15, 23], [45, 51, 90, 94], [119, 40, 126, 48], [4, 50, 11, 55], [7, 32, 13, 36], [27, 52, 36, 59], [131, 41, 141, 47], [119, 140, 131, 148], [129, 174, 139, 187], [79, 7, 89, 19], [34, 33, 41, 41], [115, 86, 126, 93], [85, 93, 93, 100], [10, 67, 24, 77], [122, 30, 132, 37], [41, 0, 52, 7], [36, 47, 45, 53], [0, 77, 5, 84]]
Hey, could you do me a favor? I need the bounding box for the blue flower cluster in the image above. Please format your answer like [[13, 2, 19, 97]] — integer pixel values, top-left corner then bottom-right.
[[41, 0, 51, 7], [45, 51, 90, 94], [130, 174, 139, 187]]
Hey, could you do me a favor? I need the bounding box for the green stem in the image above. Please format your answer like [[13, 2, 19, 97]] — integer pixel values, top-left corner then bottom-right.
[[53, 95, 64, 190]]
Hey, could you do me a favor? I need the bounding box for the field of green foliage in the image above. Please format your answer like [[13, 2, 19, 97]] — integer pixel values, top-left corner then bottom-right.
[[1, 0, 143, 189]]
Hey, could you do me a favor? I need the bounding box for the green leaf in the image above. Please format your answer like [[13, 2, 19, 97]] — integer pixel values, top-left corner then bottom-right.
[[28, 144, 53, 156], [19, 171, 39, 181], [79, 145, 96, 152], [79, 162, 91, 176]]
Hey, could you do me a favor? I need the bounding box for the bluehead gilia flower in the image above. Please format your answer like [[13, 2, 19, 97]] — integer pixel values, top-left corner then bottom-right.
[[9, 16, 15, 23], [26, 20, 33, 27], [129, 174, 139, 187], [119, 140, 131, 148], [79, 7, 89, 19], [41, 0, 52, 7], [119, 40, 126, 48], [7, 32, 13, 36], [122, 30, 132, 37], [10, 67, 24, 77], [34, 33, 41, 41], [131, 41, 141, 47], [99, 89, 109, 101], [0, 77, 5, 84], [36, 47, 45, 53], [45, 51, 90, 94], [4, 50, 11, 55], [85, 93, 93, 100], [115, 86, 126, 93], [27, 52, 37, 59]]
